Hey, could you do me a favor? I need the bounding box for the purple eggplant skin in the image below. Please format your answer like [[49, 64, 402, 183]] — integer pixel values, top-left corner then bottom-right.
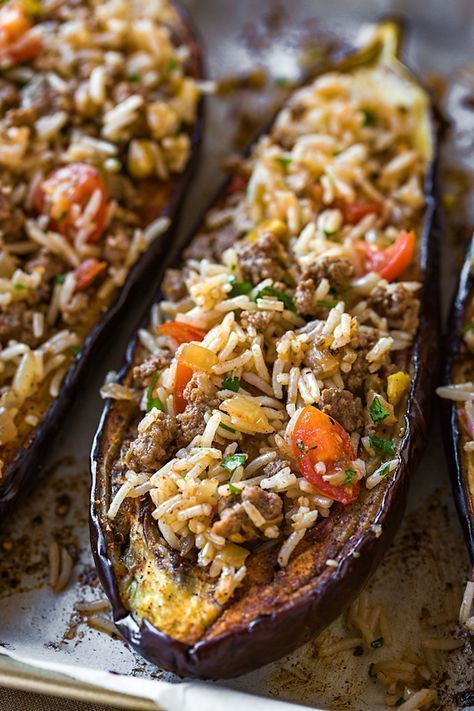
[[90, 23, 441, 679], [0, 2, 205, 522], [441, 237, 474, 564]]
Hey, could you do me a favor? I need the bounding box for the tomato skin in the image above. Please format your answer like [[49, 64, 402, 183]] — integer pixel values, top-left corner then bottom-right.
[[174, 363, 193, 414], [35, 163, 108, 244], [227, 175, 248, 195], [292, 406, 359, 504], [74, 258, 107, 292], [357, 229, 415, 282], [0, 4, 41, 64], [158, 322, 206, 345], [341, 201, 382, 225]]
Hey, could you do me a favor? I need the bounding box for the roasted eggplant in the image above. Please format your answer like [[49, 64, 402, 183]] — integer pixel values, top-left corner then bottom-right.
[[438, 236, 474, 631], [91, 21, 440, 678], [0, 0, 204, 518]]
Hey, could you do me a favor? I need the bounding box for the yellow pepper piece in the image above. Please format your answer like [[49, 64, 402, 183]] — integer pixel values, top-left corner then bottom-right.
[[387, 371, 411, 406], [245, 219, 287, 242]]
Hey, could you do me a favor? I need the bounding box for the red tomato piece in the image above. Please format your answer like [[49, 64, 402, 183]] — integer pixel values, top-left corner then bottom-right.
[[0, 3, 41, 64], [292, 405, 359, 504], [158, 322, 206, 345], [357, 229, 415, 282], [174, 363, 193, 414], [227, 175, 248, 195], [341, 201, 382, 225], [74, 258, 107, 292], [35, 163, 108, 244]]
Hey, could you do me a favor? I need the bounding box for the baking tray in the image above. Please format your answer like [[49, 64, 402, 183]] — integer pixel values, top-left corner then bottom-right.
[[0, 0, 473, 708]]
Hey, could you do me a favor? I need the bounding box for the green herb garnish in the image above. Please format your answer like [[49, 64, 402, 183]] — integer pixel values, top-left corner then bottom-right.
[[395, 698, 405, 707], [167, 57, 178, 72], [461, 323, 474, 336], [316, 299, 338, 309], [370, 396, 389, 423], [275, 155, 292, 168], [361, 108, 377, 127], [377, 463, 391, 479], [370, 637, 384, 649], [228, 275, 252, 298], [13, 283, 27, 291], [344, 469, 356, 485], [69, 345, 80, 356], [54, 274, 65, 285], [222, 375, 240, 392], [127, 73, 141, 83], [228, 482, 241, 495], [368, 435, 395, 456], [57, 210, 69, 221], [220, 453, 247, 473], [255, 285, 295, 312], [219, 422, 236, 433], [275, 76, 291, 87], [146, 371, 164, 413]]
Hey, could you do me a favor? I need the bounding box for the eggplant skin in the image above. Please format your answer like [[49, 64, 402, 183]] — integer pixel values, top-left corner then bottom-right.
[[91, 23, 441, 679], [0, 2, 205, 522], [441, 237, 474, 563]]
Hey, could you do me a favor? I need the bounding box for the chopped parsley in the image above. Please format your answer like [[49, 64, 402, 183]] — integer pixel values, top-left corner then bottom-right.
[[255, 285, 296, 312], [377, 463, 391, 479], [368, 435, 395, 456], [228, 482, 241, 495], [228, 275, 252, 297], [461, 323, 474, 336], [316, 299, 338, 309], [275, 155, 292, 168], [275, 76, 291, 87], [370, 396, 389, 423], [370, 637, 384, 649], [69, 345, 80, 356], [222, 375, 240, 392], [361, 107, 377, 127], [344, 469, 356, 485], [167, 57, 178, 72], [13, 283, 27, 291], [219, 422, 236, 433], [295, 439, 318, 460], [57, 210, 69, 221], [220, 453, 247, 473], [127, 73, 141, 83], [323, 229, 337, 237], [146, 371, 164, 413], [54, 274, 65, 285]]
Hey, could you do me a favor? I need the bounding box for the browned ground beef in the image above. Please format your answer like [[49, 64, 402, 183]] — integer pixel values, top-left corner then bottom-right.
[[0, 302, 40, 347], [176, 373, 219, 447], [262, 457, 293, 478], [240, 310, 275, 330], [132, 348, 173, 386], [103, 231, 130, 267], [368, 284, 420, 333], [294, 278, 318, 315], [124, 412, 178, 472], [308, 256, 354, 291], [0, 189, 25, 241], [183, 221, 240, 261], [162, 268, 187, 302], [25, 248, 65, 281], [212, 485, 282, 541], [320, 387, 364, 432], [62, 292, 90, 326], [342, 353, 372, 395], [235, 232, 289, 286]]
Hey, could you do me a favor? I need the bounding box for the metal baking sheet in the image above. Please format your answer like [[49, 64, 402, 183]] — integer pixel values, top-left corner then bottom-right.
[[1, 0, 473, 708]]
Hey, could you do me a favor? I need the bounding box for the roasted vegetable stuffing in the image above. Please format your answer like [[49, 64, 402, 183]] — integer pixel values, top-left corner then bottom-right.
[[92, 21, 439, 678]]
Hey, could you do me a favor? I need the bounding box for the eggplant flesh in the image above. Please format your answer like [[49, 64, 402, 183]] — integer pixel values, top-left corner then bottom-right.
[[91, 21, 440, 679], [441, 237, 474, 562], [0, 2, 204, 519]]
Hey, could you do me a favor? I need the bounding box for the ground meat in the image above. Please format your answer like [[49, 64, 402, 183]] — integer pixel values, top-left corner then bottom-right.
[[62, 292, 90, 326], [103, 231, 130, 267], [176, 373, 219, 448], [0, 82, 19, 110], [320, 387, 364, 432], [183, 221, 240, 261], [235, 231, 288, 286], [241, 486, 282, 521], [25, 248, 65, 281], [342, 353, 372, 395], [124, 412, 178, 472], [162, 268, 187, 302], [212, 485, 282, 541], [304, 256, 354, 293], [368, 284, 419, 333], [0, 189, 25, 241], [5, 106, 37, 128], [0, 302, 40, 347], [262, 457, 293, 479], [132, 348, 172, 386], [294, 278, 317, 316], [240, 309, 275, 330]]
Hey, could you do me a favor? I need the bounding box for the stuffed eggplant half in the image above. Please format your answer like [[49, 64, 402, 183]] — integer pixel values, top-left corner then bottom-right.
[[437, 237, 474, 634], [92, 22, 439, 678], [0, 0, 203, 516]]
